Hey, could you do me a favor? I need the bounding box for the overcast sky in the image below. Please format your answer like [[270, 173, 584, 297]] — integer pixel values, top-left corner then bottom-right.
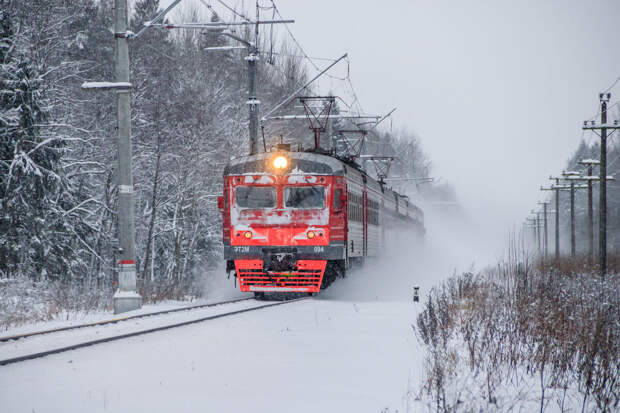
[[161, 0, 620, 251]]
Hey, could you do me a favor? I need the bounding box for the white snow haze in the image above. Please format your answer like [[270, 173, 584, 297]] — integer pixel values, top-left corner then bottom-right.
[[3, 2, 620, 412], [275, 0, 620, 252]]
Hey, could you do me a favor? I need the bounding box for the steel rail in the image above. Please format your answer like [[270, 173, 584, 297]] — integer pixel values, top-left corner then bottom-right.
[[0, 297, 310, 366], [0, 297, 255, 343]]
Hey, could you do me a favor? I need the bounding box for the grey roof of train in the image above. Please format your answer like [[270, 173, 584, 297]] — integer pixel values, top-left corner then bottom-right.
[[223, 152, 422, 214], [224, 152, 346, 176]]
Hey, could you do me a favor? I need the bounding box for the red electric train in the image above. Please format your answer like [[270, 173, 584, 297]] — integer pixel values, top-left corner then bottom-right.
[[218, 147, 424, 296]]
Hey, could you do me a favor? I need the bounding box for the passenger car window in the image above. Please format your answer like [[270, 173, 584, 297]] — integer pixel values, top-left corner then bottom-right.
[[285, 186, 325, 209], [235, 186, 275, 208]]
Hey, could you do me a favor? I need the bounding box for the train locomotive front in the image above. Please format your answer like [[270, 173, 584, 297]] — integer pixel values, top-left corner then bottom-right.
[[220, 150, 346, 294]]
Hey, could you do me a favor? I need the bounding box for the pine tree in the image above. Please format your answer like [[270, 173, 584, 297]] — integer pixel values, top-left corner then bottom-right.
[[0, 9, 70, 279]]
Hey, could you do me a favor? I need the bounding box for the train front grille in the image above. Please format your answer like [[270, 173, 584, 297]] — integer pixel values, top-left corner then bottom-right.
[[234, 259, 326, 293]]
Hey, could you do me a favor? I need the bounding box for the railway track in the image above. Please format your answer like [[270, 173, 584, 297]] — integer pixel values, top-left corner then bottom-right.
[[0, 297, 254, 343], [0, 296, 310, 367]]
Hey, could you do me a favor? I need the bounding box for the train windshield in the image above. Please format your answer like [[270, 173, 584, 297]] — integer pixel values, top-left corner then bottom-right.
[[284, 186, 325, 209], [235, 186, 276, 208]]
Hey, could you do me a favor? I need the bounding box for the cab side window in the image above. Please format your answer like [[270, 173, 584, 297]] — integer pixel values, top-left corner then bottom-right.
[[333, 189, 342, 209]]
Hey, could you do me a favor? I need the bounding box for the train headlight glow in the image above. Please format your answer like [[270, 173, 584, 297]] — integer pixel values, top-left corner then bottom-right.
[[307, 231, 315, 239], [273, 155, 288, 169], [244, 231, 252, 239]]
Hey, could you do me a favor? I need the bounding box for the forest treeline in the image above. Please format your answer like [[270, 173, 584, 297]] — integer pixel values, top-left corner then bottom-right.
[[0, 0, 443, 300]]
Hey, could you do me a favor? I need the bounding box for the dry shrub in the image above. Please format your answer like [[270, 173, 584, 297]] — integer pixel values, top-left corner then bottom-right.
[[1, 275, 204, 330], [537, 252, 620, 275], [414, 257, 619, 412], [137, 276, 202, 303], [0, 277, 113, 330]]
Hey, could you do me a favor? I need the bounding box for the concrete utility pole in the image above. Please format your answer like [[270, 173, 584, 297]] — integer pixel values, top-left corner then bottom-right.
[[570, 181, 576, 258], [541, 179, 561, 263], [185, 9, 295, 155], [113, 0, 141, 313], [583, 94, 620, 275], [525, 218, 536, 246], [549, 179, 589, 260], [587, 165, 593, 262], [205, 42, 264, 155], [81, 0, 141, 314], [566, 165, 615, 265], [247, 47, 259, 154], [524, 217, 542, 251], [553, 178, 560, 262], [599, 95, 609, 274], [561, 171, 579, 259], [538, 201, 550, 259], [530, 210, 541, 252], [247, 5, 260, 155], [598, 94, 609, 273], [578, 160, 598, 264], [537, 211, 542, 252], [83, 2, 296, 313]]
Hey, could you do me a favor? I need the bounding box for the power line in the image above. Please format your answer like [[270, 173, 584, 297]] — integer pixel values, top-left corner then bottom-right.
[[269, 1, 319, 69], [603, 75, 620, 94], [216, 0, 252, 22], [264, 1, 370, 118], [268, 0, 353, 84], [347, 75, 364, 114], [258, 50, 339, 62], [606, 150, 620, 169], [265, 1, 372, 120], [585, 98, 620, 121], [580, 74, 620, 121]]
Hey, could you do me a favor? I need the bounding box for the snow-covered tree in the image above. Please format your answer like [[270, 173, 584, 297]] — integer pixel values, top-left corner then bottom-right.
[[0, 8, 67, 278]]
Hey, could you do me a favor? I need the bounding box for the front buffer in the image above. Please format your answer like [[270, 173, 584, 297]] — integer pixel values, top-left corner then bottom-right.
[[235, 258, 327, 293]]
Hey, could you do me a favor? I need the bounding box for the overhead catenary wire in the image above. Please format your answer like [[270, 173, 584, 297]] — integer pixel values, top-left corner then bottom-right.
[[216, 0, 388, 141], [268, 0, 363, 109], [257, 50, 340, 62], [603, 75, 620, 94], [269, 0, 320, 71], [216, 0, 252, 22]]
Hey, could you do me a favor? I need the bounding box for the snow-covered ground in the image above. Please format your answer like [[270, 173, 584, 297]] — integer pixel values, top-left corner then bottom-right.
[[1, 299, 424, 412], [0, 299, 265, 362], [0, 209, 487, 412], [0, 297, 241, 339]]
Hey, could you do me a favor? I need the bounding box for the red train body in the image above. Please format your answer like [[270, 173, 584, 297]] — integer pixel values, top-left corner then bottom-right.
[[219, 150, 424, 295]]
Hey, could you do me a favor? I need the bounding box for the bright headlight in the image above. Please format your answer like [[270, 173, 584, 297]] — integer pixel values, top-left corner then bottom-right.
[[273, 155, 288, 169]]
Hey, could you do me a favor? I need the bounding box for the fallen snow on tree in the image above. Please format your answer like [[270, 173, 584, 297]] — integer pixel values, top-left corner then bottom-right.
[[81, 81, 132, 90]]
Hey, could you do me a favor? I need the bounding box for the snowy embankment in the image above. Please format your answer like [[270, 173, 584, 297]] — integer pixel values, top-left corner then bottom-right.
[[0, 299, 422, 412], [0, 299, 265, 363], [413, 264, 619, 412], [0, 262, 246, 335]]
